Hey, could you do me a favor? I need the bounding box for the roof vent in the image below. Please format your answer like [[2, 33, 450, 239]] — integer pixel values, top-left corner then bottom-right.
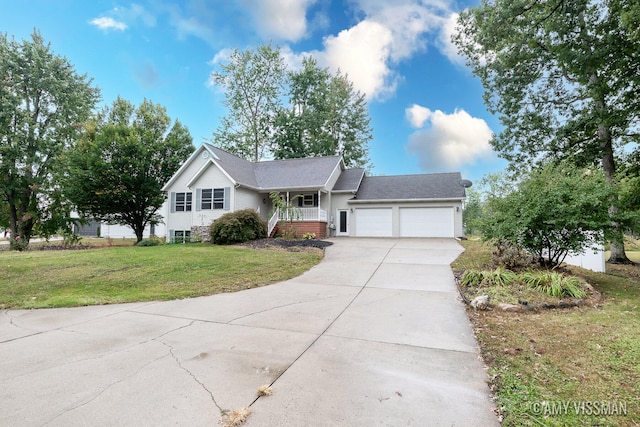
[[460, 179, 473, 188]]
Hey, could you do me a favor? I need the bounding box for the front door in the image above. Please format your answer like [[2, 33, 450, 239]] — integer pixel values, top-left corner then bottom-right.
[[337, 209, 349, 236]]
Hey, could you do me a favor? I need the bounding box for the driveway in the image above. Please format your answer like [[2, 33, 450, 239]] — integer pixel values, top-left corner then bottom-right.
[[0, 238, 499, 426]]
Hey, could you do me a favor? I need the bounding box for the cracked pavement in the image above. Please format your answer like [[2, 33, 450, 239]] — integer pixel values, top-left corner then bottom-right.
[[0, 238, 499, 426]]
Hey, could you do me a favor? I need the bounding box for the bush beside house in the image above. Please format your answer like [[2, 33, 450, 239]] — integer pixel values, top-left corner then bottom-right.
[[210, 209, 267, 244]]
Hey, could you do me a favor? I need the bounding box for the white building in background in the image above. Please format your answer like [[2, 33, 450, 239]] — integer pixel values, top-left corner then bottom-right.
[[563, 246, 606, 273], [71, 202, 167, 239]]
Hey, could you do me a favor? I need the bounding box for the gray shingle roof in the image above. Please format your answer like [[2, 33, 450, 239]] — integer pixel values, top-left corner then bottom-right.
[[353, 173, 467, 200], [333, 168, 365, 192], [207, 145, 342, 190]]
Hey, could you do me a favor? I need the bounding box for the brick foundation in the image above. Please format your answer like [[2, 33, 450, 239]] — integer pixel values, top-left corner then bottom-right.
[[275, 221, 327, 239]]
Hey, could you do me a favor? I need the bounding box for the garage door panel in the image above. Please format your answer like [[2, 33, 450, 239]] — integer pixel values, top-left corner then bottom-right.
[[399, 207, 454, 238], [355, 208, 392, 237]]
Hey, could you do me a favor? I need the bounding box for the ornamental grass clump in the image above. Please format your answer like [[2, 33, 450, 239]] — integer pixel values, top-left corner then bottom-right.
[[521, 270, 586, 298], [461, 267, 517, 287]]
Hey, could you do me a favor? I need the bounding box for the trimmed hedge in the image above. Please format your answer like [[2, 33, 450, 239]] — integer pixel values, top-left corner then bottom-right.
[[210, 209, 267, 245]]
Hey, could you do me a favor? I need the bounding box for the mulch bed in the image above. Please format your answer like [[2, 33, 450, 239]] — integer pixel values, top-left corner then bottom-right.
[[238, 238, 333, 251]]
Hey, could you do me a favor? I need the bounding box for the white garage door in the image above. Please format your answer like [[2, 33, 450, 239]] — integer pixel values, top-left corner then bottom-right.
[[355, 208, 392, 237], [399, 207, 454, 237]]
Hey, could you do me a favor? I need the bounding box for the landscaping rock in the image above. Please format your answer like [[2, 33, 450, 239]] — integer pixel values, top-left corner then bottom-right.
[[470, 295, 490, 310], [497, 303, 522, 312]]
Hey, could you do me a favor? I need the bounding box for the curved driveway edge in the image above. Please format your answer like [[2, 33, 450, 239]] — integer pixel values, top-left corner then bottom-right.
[[0, 238, 499, 426]]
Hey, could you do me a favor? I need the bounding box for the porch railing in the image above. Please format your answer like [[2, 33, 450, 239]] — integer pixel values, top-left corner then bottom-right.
[[268, 209, 279, 236], [278, 207, 327, 222]]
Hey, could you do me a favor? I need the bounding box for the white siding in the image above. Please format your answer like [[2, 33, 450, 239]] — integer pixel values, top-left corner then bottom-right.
[[190, 165, 235, 227]]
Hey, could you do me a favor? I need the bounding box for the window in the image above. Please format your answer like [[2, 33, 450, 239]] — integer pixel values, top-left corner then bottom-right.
[[199, 188, 226, 210], [172, 230, 191, 243], [213, 188, 225, 209], [173, 192, 192, 212], [201, 189, 212, 210], [297, 194, 318, 207]]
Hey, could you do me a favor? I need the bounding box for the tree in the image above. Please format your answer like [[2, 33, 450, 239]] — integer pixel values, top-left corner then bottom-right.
[[618, 150, 640, 235], [210, 44, 286, 162], [62, 98, 194, 243], [455, 0, 640, 263], [0, 31, 100, 250], [272, 57, 372, 168], [462, 187, 483, 236], [481, 163, 613, 268]]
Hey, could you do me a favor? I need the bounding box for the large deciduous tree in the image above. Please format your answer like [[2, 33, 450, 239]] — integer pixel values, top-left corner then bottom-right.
[[272, 57, 372, 168], [210, 44, 286, 162], [455, 0, 640, 263], [62, 98, 194, 243], [0, 31, 100, 250], [481, 163, 613, 268]]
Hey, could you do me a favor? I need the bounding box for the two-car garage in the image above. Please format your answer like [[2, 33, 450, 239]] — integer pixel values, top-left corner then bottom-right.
[[353, 206, 456, 238]]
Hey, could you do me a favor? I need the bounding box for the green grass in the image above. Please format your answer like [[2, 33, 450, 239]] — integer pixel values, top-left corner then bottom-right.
[[0, 244, 322, 309], [454, 240, 640, 426]]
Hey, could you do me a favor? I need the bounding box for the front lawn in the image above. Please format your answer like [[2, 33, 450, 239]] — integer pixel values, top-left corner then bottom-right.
[[453, 240, 640, 426], [0, 243, 323, 309]]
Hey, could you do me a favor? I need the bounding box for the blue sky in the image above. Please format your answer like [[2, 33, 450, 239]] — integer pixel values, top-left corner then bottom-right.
[[2, 0, 508, 183]]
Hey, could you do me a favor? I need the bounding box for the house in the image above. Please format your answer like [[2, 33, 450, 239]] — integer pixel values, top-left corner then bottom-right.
[[72, 215, 167, 239], [161, 144, 470, 242]]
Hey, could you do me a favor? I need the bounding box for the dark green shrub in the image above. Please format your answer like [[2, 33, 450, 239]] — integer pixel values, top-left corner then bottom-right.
[[136, 238, 161, 247], [210, 209, 267, 245]]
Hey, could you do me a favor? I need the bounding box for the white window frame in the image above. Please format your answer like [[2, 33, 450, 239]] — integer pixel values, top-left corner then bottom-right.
[[174, 192, 192, 212], [201, 189, 213, 210], [213, 188, 225, 210]]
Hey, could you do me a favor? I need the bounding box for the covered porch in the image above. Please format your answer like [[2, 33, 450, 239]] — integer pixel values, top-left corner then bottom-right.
[[266, 190, 329, 238]]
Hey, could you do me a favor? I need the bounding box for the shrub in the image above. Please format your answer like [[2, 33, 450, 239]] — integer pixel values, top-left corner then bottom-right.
[[136, 238, 161, 247], [492, 240, 535, 270], [210, 209, 267, 245], [302, 232, 316, 240]]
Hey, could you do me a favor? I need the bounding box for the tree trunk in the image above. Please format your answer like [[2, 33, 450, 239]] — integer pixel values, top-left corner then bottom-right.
[[599, 123, 631, 264], [134, 226, 144, 244]]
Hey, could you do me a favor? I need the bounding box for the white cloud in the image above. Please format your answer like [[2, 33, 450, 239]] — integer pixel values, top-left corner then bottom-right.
[[436, 12, 465, 66], [238, 0, 316, 41], [406, 106, 494, 171], [308, 0, 454, 100], [406, 104, 433, 128], [116, 4, 157, 27], [89, 17, 128, 31], [315, 20, 396, 100]]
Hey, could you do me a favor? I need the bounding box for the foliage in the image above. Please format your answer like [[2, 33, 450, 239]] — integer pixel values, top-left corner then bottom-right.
[[481, 163, 613, 268], [62, 97, 194, 243], [461, 268, 586, 298], [617, 150, 640, 235], [302, 232, 316, 240], [491, 240, 535, 271], [210, 209, 267, 245], [210, 44, 286, 162], [272, 57, 372, 168], [461, 267, 517, 287], [269, 191, 301, 240], [211, 47, 374, 169], [520, 271, 586, 298], [0, 30, 100, 250], [61, 229, 82, 246], [455, 0, 640, 262], [136, 238, 161, 247], [462, 187, 483, 236]]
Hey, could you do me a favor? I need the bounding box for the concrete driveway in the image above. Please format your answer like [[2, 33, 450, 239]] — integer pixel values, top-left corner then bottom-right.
[[0, 238, 499, 426]]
